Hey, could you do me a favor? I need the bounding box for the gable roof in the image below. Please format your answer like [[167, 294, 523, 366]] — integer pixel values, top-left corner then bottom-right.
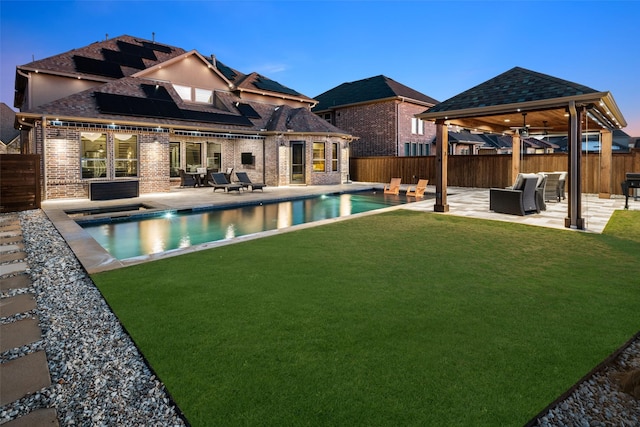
[[15, 35, 185, 107], [418, 66, 626, 134], [312, 75, 439, 111], [233, 72, 314, 103], [427, 67, 599, 113]]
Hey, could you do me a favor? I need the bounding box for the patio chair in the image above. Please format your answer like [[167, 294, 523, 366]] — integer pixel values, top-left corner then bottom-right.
[[179, 169, 197, 187], [541, 172, 562, 202], [383, 178, 401, 195], [489, 175, 539, 216], [235, 171, 266, 192], [535, 174, 547, 211], [406, 179, 428, 198], [208, 172, 242, 193]]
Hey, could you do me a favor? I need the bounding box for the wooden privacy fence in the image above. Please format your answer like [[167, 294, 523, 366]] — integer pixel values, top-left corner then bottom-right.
[[350, 151, 640, 195], [0, 154, 41, 213]]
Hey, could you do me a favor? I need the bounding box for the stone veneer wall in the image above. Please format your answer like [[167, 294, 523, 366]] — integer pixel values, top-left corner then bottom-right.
[[138, 133, 170, 194], [41, 125, 86, 199], [37, 125, 347, 199], [40, 125, 171, 200]]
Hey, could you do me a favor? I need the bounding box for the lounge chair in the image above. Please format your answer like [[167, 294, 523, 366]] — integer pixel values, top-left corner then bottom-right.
[[208, 172, 242, 193], [383, 178, 401, 195], [489, 174, 539, 215], [235, 172, 266, 192], [406, 179, 428, 198], [179, 169, 197, 187]]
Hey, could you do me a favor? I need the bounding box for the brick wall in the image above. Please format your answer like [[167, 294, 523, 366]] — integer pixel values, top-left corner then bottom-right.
[[334, 101, 397, 157], [397, 102, 436, 152], [332, 100, 435, 157]]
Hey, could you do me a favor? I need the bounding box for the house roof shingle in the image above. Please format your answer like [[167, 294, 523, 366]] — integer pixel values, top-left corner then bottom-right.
[[426, 66, 599, 114], [15, 35, 342, 136], [312, 75, 439, 112]]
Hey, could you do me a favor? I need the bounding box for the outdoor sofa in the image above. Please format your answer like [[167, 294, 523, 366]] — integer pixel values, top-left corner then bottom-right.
[[490, 173, 541, 216]]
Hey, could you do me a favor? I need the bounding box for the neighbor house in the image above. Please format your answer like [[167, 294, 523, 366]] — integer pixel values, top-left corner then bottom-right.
[[312, 75, 438, 157], [1, 103, 20, 154], [13, 35, 353, 200]]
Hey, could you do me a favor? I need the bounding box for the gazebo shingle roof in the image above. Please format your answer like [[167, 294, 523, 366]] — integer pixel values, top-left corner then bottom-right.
[[427, 67, 599, 113]]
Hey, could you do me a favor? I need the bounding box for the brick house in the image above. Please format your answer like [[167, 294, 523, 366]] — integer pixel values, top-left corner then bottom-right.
[[312, 75, 438, 157], [13, 35, 353, 200]]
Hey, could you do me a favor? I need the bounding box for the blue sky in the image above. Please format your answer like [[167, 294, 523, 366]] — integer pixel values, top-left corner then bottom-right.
[[1, 0, 639, 136]]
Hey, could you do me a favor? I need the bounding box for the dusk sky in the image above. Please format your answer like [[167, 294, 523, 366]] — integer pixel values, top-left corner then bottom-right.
[[2, 0, 639, 136]]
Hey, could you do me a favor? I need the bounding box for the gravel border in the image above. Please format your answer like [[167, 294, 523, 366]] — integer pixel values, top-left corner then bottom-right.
[[2, 209, 638, 425], [1, 210, 186, 426]]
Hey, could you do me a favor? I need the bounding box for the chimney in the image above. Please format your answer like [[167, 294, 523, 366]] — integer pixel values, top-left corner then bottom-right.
[[210, 54, 216, 68]]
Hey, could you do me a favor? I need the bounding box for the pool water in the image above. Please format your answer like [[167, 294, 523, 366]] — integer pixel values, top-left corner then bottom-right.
[[79, 192, 411, 260]]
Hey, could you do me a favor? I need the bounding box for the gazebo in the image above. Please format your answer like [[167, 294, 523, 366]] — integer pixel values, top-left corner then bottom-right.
[[417, 67, 627, 229]]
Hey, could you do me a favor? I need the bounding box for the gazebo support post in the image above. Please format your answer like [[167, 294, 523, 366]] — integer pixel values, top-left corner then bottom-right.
[[565, 101, 585, 229], [599, 129, 612, 199], [434, 119, 449, 212], [511, 130, 521, 184]]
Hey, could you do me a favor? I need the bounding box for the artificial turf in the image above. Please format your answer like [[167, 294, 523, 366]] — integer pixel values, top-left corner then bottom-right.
[[92, 209, 640, 426]]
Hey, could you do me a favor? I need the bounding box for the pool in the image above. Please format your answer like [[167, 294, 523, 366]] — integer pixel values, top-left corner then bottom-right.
[[77, 191, 412, 260]]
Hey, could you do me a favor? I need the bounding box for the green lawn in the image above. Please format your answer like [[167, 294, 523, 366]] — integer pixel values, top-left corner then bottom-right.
[[92, 210, 640, 426]]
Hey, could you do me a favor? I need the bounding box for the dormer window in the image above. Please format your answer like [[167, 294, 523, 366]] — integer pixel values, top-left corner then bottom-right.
[[173, 84, 213, 104], [195, 88, 213, 103]]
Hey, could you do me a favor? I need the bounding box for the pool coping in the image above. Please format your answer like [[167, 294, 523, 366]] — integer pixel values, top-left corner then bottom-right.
[[43, 187, 422, 274]]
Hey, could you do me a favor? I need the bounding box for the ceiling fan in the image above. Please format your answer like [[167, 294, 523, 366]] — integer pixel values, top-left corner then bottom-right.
[[509, 113, 553, 137]]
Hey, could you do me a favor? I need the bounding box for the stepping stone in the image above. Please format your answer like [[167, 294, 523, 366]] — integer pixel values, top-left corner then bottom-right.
[[0, 273, 31, 291], [0, 251, 27, 263], [0, 261, 28, 277], [0, 317, 42, 352], [0, 235, 23, 244], [0, 230, 22, 238], [0, 224, 21, 232], [3, 408, 59, 427], [0, 293, 37, 318], [0, 350, 51, 406], [0, 243, 25, 254]]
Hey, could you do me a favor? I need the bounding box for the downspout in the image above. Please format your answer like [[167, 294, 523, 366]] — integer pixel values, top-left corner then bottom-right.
[[262, 138, 266, 185], [395, 101, 399, 156], [42, 116, 47, 200]]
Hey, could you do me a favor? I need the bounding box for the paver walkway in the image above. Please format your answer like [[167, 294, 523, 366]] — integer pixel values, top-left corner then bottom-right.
[[0, 213, 59, 426]]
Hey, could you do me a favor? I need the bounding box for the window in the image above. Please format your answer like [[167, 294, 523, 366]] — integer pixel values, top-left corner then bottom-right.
[[114, 134, 138, 177], [173, 84, 213, 104], [332, 142, 338, 171], [323, 113, 331, 123], [206, 142, 221, 170], [81, 132, 107, 178], [404, 143, 410, 156], [195, 88, 213, 103], [411, 143, 417, 156], [313, 142, 325, 172], [173, 84, 191, 101], [185, 142, 202, 171], [411, 118, 424, 135], [169, 142, 180, 177]]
